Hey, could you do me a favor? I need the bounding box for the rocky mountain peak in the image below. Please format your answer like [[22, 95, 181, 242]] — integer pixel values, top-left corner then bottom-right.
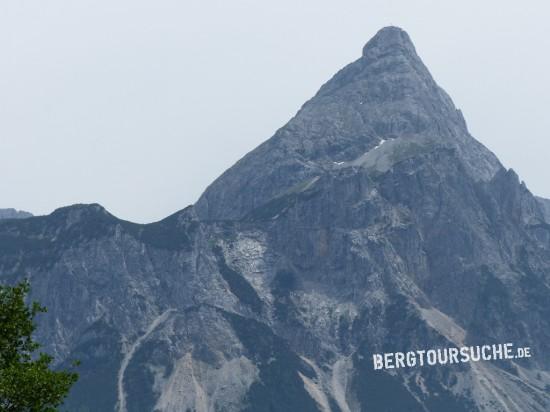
[[196, 27, 501, 221], [361, 26, 417, 59]]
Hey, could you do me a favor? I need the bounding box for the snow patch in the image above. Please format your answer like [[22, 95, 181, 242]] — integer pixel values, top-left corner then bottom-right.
[[374, 139, 386, 149]]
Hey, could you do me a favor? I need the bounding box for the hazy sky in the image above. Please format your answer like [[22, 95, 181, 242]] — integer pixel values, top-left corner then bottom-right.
[[1, 1, 549, 223]]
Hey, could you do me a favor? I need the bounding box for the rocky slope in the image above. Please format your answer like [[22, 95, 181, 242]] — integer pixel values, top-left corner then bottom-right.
[[1, 27, 549, 411]]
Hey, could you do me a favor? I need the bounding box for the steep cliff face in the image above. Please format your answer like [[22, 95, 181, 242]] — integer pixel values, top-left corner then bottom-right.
[[1, 27, 549, 411], [536, 196, 550, 222]]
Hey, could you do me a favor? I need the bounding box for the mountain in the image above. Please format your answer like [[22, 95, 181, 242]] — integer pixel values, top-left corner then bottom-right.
[[0, 208, 33, 220], [196, 27, 500, 221], [536, 196, 550, 222], [1, 27, 549, 411]]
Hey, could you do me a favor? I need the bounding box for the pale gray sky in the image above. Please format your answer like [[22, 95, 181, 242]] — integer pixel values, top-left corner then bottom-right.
[[1, 1, 549, 223]]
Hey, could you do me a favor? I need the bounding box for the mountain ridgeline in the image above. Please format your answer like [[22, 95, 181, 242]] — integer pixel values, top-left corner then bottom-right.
[[1, 27, 549, 411], [0, 208, 33, 220]]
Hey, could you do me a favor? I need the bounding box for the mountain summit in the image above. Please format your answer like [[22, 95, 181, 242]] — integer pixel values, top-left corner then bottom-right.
[[196, 27, 500, 221], [1, 28, 549, 411], [361, 26, 417, 58]]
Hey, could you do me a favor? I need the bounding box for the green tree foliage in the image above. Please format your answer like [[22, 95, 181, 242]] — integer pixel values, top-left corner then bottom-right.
[[0, 281, 78, 411]]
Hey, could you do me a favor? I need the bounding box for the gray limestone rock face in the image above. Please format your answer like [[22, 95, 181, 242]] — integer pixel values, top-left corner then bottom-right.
[[1, 27, 549, 411]]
